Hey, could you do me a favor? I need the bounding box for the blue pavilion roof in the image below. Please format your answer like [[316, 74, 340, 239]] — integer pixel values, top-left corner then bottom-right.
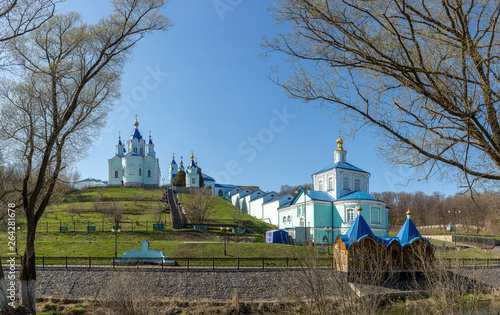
[[396, 218, 431, 247], [312, 161, 368, 176], [336, 191, 377, 201], [341, 213, 377, 249], [148, 138, 153, 144], [171, 158, 176, 165], [117, 139, 122, 145]]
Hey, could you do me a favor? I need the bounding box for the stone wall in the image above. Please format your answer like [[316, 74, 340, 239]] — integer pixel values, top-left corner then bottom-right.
[[33, 268, 306, 301]]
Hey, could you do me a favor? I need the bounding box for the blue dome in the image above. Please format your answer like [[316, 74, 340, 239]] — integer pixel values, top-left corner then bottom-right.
[[171, 159, 177, 165], [131, 129, 142, 140]]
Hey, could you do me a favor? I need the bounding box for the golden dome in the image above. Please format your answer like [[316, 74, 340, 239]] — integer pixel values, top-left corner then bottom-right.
[[406, 209, 411, 216], [335, 136, 345, 152], [356, 204, 362, 212], [191, 152, 194, 160]]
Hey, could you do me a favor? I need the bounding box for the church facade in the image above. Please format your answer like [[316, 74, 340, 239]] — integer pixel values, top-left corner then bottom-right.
[[107, 118, 161, 187], [167, 152, 215, 188], [278, 137, 389, 245]]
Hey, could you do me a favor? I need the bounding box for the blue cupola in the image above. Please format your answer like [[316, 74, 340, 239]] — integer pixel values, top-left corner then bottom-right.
[[396, 210, 430, 247], [131, 118, 142, 140], [116, 134, 124, 157]]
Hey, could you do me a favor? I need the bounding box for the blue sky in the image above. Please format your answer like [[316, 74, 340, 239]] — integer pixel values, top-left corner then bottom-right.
[[65, 0, 457, 196]]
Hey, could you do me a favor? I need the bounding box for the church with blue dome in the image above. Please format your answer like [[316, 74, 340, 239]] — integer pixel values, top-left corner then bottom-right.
[[278, 136, 389, 245], [107, 117, 161, 187]]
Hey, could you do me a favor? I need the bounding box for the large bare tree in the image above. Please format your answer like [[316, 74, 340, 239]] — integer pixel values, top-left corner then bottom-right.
[[0, 0, 171, 313], [0, 1, 58, 313], [264, 0, 500, 190]]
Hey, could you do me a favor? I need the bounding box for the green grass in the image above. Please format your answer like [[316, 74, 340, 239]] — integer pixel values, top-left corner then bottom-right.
[[178, 194, 276, 238], [63, 187, 163, 202], [0, 188, 283, 258]]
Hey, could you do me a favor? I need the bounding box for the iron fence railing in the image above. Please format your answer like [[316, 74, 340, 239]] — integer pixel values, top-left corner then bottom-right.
[[1, 256, 499, 270]]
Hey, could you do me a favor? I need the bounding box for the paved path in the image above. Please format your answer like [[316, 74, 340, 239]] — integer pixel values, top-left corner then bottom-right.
[[488, 246, 500, 253]]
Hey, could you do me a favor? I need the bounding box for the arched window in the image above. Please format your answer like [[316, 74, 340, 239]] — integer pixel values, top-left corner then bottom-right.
[[134, 147, 137, 153], [287, 215, 291, 222], [140, 148, 143, 155], [372, 208, 380, 223], [299, 217, 305, 227], [138, 167, 142, 176], [122, 167, 125, 176], [191, 178, 196, 185], [114, 170, 119, 178], [283, 216, 286, 223], [318, 179, 323, 191], [147, 169, 152, 178], [328, 177, 333, 190], [128, 165, 134, 175], [218, 190, 223, 196], [347, 208, 354, 222]]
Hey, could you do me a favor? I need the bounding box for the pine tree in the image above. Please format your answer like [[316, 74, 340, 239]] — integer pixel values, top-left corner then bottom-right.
[[198, 168, 204, 188], [174, 169, 186, 187]]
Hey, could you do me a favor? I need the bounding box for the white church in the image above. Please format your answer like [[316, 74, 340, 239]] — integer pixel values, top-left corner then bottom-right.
[[107, 117, 161, 187]]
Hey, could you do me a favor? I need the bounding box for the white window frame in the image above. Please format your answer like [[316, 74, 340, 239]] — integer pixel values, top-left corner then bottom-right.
[[343, 176, 350, 191], [328, 176, 333, 190], [114, 170, 119, 178], [354, 178, 361, 191], [346, 208, 354, 222], [319, 179, 324, 191]]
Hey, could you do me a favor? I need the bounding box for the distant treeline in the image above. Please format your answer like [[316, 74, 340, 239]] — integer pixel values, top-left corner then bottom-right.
[[372, 191, 500, 234]]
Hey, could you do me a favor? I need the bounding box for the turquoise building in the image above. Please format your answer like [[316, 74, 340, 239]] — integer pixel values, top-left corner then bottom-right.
[[278, 137, 388, 245], [167, 152, 215, 188], [107, 118, 161, 187]]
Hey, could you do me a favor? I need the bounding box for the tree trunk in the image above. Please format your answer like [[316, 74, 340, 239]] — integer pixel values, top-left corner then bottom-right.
[[0, 261, 9, 309], [19, 229, 36, 314], [0, 258, 20, 314]]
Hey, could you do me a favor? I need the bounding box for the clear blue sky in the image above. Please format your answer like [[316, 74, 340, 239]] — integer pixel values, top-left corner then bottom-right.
[[66, 0, 457, 196]]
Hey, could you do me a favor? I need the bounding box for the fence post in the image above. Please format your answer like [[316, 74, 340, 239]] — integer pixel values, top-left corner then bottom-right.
[[113, 256, 115, 269], [187, 258, 189, 271], [89, 256, 91, 268], [262, 257, 264, 270], [137, 257, 139, 270], [286, 257, 288, 269], [213, 258, 215, 270], [146, 220, 148, 232], [46, 222, 48, 233], [65, 256, 67, 268], [42, 256, 44, 268], [73, 221, 75, 233], [237, 258, 240, 270], [162, 259, 164, 270]]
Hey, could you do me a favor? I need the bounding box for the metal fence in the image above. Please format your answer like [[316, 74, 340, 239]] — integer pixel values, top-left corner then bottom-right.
[[0, 220, 170, 233], [2, 256, 499, 270]]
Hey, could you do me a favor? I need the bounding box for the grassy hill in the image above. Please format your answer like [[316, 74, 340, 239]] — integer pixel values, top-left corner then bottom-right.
[[2, 187, 286, 258]]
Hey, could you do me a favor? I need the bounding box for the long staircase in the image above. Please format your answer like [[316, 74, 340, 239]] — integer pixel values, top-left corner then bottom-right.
[[166, 187, 185, 229]]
